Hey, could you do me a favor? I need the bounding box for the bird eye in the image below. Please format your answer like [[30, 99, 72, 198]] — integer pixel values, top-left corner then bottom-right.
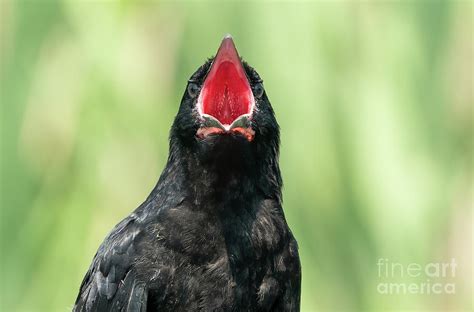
[[252, 83, 264, 98], [187, 82, 201, 98]]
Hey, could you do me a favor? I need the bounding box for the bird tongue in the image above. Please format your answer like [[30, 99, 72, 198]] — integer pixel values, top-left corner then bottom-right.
[[198, 35, 254, 127]]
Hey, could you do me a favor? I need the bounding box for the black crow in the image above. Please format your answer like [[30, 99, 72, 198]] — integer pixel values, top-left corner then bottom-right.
[[74, 35, 301, 312]]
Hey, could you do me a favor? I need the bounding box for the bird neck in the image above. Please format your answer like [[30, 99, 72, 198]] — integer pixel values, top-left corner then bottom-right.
[[149, 138, 282, 212]]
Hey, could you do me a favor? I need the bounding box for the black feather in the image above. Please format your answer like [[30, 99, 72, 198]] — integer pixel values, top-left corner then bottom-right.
[[73, 57, 301, 311]]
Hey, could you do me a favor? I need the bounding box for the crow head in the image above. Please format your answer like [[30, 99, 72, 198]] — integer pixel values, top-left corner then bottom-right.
[[169, 35, 281, 198]]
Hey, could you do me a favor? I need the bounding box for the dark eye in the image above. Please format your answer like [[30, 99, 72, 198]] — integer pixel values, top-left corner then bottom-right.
[[187, 82, 200, 98], [252, 83, 264, 98]]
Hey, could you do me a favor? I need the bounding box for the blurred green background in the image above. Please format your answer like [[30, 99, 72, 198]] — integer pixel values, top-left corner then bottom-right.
[[1, 1, 472, 311]]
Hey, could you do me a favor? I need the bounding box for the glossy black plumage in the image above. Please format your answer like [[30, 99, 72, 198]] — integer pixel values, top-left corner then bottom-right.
[[74, 56, 301, 312]]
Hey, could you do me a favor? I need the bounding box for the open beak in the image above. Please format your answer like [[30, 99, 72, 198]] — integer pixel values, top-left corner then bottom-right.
[[197, 35, 255, 141]]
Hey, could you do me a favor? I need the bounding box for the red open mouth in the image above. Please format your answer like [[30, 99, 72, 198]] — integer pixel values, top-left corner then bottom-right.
[[197, 35, 255, 128]]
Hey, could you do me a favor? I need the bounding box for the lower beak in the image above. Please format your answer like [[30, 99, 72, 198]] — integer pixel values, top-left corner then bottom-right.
[[201, 114, 251, 131], [197, 115, 255, 142]]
